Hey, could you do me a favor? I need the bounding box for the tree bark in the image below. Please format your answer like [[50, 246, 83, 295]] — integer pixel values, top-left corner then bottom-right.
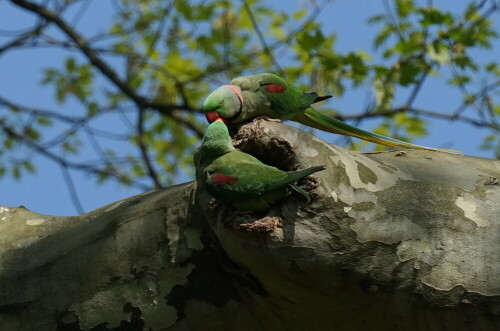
[[1, 120, 499, 330]]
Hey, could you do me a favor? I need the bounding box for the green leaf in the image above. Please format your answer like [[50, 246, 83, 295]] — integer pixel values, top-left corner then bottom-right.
[[453, 55, 477, 70], [394, 31, 423, 55], [22, 161, 35, 174], [463, 94, 475, 104], [427, 43, 450, 64], [293, 9, 307, 20], [449, 74, 471, 86], [419, 8, 453, 27], [296, 28, 325, 52], [395, 0, 415, 18], [87, 102, 99, 117], [398, 61, 421, 86], [36, 116, 52, 126], [484, 62, 499, 75], [374, 25, 394, 50], [367, 14, 386, 25], [12, 166, 20, 179], [374, 76, 395, 109], [25, 128, 40, 140]]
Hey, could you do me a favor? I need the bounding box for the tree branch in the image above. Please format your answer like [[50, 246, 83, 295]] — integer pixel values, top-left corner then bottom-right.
[[0, 20, 49, 55], [60, 163, 84, 214], [339, 106, 499, 130], [10, 0, 203, 138], [0, 95, 83, 124], [242, 0, 284, 76], [137, 107, 162, 189], [10, 0, 147, 106], [0, 121, 151, 191]]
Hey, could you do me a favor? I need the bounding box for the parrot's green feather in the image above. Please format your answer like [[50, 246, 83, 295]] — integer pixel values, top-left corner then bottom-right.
[[205, 73, 460, 153], [198, 121, 325, 211], [300, 92, 323, 110], [295, 108, 458, 152]]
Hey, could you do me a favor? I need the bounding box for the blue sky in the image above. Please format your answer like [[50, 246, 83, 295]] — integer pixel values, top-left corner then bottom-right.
[[0, 0, 498, 216]]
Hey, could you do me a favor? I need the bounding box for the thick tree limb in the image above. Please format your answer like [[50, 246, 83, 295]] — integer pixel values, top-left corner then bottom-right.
[[1, 121, 499, 330]]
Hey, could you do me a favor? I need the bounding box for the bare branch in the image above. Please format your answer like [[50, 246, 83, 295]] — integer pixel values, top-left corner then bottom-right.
[[127, 1, 175, 81], [339, 106, 499, 131], [169, 111, 205, 139], [137, 107, 162, 189], [0, 95, 83, 124], [0, 20, 48, 55], [0, 121, 151, 191], [69, 0, 91, 27], [383, 0, 406, 42], [60, 164, 84, 214], [9, 0, 203, 140], [405, 62, 433, 107], [242, 0, 284, 76], [9, 0, 144, 103]]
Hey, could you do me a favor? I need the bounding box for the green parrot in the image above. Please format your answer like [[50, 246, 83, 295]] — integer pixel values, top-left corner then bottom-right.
[[203, 73, 458, 153], [197, 120, 325, 211]]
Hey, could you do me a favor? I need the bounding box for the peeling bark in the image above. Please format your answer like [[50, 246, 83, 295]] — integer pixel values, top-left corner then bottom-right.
[[1, 120, 499, 330]]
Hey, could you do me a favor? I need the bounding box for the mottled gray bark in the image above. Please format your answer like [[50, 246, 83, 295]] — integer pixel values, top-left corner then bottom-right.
[[0, 120, 499, 330]]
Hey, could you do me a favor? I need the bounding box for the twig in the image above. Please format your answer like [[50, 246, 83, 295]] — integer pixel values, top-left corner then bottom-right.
[[242, 0, 284, 76], [0, 21, 48, 55], [0, 121, 151, 191], [0, 95, 83, 124], [137, 107, 162, 189], [384, 0, 406, 42], [10, 0, 146, 106], [405, 63, 433, 107], [9, 0, 203, 139], [60, 164, 84, 214], [339, 106, 499, 130]]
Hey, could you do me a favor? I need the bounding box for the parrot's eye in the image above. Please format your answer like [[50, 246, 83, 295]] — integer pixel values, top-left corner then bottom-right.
[[219, 101, 224, 107]]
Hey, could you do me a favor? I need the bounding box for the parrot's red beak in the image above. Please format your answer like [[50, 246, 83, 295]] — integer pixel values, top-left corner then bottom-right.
[[205, 111, 227, 124]]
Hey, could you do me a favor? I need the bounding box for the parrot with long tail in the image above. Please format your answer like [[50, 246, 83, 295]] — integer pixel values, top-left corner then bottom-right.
[[196, 120, 325, 211], [203, 73, 458, 153]]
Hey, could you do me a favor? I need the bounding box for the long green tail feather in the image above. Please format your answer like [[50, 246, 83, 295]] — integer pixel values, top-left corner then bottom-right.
[[266, 165, 326, 191], [296, 108, 460, 153], [286, 165, 326, 181]]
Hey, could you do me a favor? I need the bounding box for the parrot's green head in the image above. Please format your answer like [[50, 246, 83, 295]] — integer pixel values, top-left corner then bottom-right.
[[199, 120, 235, 164], [203, 85, 243, 124]]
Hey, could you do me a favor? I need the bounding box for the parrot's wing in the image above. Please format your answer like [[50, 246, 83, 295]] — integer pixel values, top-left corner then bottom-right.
[[231, 73, 284, 92], [299, 92, 325, 110], [295, 107, 460, 153], [255, 74, 333, 113], [207, 159, 289, 195]]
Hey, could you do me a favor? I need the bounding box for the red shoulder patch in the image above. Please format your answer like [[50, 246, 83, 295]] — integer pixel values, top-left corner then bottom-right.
[[212, 173, 239, 186], [263, 84, 286, 94]]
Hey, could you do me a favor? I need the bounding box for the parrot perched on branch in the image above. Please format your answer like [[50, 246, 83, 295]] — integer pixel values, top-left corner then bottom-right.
[[197, 120, 325, 211], [203, 73, 459, 153]]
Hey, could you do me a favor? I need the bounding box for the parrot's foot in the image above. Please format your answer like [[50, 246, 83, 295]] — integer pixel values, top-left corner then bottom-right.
[[252, 116, 282, 123]]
